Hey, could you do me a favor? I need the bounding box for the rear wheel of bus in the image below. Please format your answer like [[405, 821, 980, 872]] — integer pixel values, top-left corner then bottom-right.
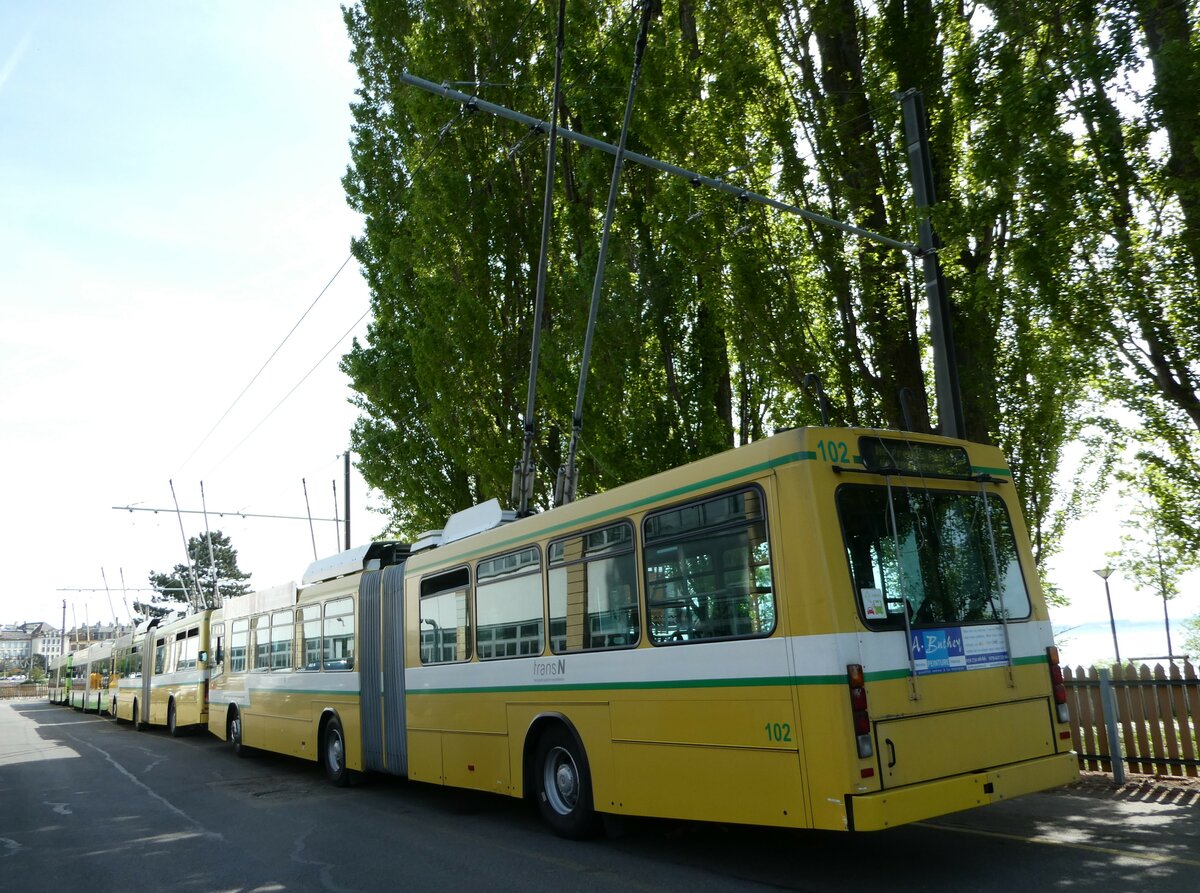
[[534, 725, 599, 840], [228, 708, 248, 757], [322, 716, 349, 787], [167, 700, 179, 737]]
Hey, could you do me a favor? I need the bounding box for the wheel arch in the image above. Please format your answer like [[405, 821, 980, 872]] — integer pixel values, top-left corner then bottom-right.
[[521, 712, 587, 802]]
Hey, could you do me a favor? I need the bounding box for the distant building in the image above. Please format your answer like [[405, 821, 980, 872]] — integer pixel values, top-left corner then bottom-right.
[[1, 622, 58, 670]]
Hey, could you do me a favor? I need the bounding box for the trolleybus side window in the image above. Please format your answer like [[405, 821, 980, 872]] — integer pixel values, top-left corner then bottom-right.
[[643, 487, 776, 644], [837, 483, 1032, 628], [177, 628, 199, 671], [271, 610, 293, 669], [476, 547, 543, 660], [154, 637, 166, 674], [211, 622, 225, 676], [549, 522, 639, 653], [253, 615, 271, 670], [323, 597, 355, 670], [300, 605, 321, 670], [420, 568, 471, 664], [230, 619, 249, 672]]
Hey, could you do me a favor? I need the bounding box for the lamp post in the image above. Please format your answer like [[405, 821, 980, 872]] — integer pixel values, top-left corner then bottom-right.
[[1094, 567, 1121, 665]]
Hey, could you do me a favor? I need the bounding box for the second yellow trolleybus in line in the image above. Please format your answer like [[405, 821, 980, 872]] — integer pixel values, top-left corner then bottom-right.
[[200, 425, 1077, 837]]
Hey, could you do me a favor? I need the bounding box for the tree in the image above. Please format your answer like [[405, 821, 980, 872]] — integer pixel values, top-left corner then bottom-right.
[[1110, 471, 1200, 655], [339, 0, 1195, 576], [1183, 616, 1200, 658], [136, 530, 252, 621]]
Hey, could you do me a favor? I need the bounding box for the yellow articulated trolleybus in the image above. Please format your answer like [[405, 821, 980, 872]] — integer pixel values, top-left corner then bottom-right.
[[111, 609, 213, 735], [202, 425, 1076, 837]]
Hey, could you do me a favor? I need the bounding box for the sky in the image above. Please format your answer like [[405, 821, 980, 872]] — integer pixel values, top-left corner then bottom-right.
[[0, 3, 1195, 668]]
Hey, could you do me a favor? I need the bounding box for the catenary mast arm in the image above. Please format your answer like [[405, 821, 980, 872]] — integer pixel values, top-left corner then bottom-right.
[[396, 73, 921, 256]]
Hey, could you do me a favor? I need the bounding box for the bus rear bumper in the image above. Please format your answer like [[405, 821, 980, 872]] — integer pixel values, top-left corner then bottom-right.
[[847, 751, 1079, 831]]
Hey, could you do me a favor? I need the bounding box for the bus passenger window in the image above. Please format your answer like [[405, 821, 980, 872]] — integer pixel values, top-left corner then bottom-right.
[[253, 616, 271, 670], [549, 522, 639, 653], [271, 610, 293, 669], [476, 548, 543, 660], [300, 605, 321, 670], [230, 619, 249, 672], [643, 487, 775, 644], [323, 597, 355, 670], [419, 568, 471, 664], [211, 623, 225, 676]]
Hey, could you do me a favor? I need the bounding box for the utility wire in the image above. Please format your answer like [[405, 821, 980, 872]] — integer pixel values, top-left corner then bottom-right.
[[210, 308, 372, 471], [176, 254, 353, 474]]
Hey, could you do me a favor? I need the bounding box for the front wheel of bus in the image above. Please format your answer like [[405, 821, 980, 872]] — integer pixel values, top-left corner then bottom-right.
[[167, 700, 179, 738], [534, 726, 599, 839], [132, 700, 143, 731], [323, 716, 349, 787]]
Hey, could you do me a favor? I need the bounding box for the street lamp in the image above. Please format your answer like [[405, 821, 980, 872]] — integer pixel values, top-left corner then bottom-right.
[[1094, 567, 1121, 665]]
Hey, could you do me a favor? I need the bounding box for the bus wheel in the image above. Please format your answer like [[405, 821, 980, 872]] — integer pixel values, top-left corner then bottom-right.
[[110, 699, 119, 722], [323, 716, 349, 787], [132, 701, 142, 731], [229, 710, 247, 757], [534, 726, 599, 839], [167, 701, 179, 738]]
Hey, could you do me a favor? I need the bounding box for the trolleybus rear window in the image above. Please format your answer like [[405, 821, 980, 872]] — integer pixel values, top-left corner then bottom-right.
[[838, 484, 1031, 628], [643, 487, 775, 644], [859, 437, 971, 476]]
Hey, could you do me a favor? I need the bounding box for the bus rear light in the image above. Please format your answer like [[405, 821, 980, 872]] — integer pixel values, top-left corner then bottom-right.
[[1047, 647, 1069, 723], [847, 664, 873, 759]]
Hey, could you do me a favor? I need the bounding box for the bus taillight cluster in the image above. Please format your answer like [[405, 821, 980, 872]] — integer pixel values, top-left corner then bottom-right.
[[1047, 646, 1070, 725], [847, 664, 872, 759]]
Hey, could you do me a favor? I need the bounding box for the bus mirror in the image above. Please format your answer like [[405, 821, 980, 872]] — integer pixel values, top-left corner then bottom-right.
[[198, 650, 208, 663]]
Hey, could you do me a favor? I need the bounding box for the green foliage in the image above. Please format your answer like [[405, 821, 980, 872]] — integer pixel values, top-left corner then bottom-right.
[[340, 0, 1200, 572], [1183, 616, 1200, 657], [137, 530, 252, 621], [1110, 467, 1200, 605]]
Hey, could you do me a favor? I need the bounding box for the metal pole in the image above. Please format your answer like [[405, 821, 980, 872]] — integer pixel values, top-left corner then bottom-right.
[[515, 0, 567, 517], [1095, 568, 1121, 665], [1098, 667, 1126, 785], [559, 0, 654, 506], [344, 451, 351, 550], [899, 88, 965, 440]]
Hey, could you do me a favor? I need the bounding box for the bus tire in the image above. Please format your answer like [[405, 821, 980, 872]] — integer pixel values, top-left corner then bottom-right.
[[534, 725, 600, 840], [167, 700, 179, 737], [322, 716, 349, 787], [132, 700, 143, 731], [229, 709, 248, 757], [110, 699, 119, 722]]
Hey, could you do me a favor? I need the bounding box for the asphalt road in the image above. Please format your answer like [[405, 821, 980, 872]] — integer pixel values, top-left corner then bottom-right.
[[2, 699, 1197, 892]]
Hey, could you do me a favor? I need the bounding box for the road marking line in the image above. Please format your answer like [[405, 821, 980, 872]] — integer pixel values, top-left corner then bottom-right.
[[915, 822, 1200, 867]]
